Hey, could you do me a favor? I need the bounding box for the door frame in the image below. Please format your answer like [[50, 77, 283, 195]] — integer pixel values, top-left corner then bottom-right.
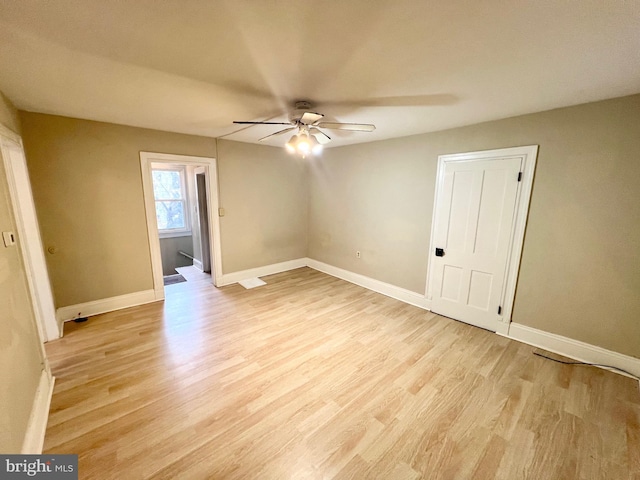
[[140, 152, 223, 299], [0, 123, 61, 343], [425, 145, 538, 335], [194, 166, 211, 274]]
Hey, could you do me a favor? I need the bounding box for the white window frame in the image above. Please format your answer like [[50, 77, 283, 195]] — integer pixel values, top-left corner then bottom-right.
[[151, 164, 191, 238]]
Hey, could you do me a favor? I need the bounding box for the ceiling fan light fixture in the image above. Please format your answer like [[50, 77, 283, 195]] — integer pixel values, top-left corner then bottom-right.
[[296, 134, 312, 155], [284, 132, 322, 157], [234, 102, 375, 154], [310, 135, 323, 155], [234, 102, 375, 156], [285, 135, 298, 153]]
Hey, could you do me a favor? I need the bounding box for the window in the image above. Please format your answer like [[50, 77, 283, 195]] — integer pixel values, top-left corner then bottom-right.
[[152, 167, 190, 236]]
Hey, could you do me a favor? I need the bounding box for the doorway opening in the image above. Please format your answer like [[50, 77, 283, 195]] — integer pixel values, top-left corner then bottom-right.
[[140, 152, 222, 301]]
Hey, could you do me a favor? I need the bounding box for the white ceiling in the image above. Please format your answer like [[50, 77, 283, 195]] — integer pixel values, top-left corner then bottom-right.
[[0, 1, 639, 148]]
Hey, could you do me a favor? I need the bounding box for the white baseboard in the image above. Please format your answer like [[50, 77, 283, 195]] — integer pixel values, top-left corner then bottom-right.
[[217, 258, 307, 287], [21, 369, 55, 454], [49, 261, 638, 384], [193, 259, 203, 271], [56, 289, 158, 323], [305, 260, 638, 382], [506, 323, 640, 379], [306, 258, 431, 311]]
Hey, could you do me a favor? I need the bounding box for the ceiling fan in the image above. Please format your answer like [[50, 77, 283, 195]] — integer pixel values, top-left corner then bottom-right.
[[233, 101, 376, 157]]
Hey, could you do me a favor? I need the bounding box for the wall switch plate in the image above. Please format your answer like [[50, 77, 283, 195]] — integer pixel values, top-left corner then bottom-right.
[[218, 208, 225, 217], [2, 231, 16, 247]]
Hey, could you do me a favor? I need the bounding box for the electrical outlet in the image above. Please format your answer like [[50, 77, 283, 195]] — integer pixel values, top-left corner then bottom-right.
[[356, 250, 361, 259]]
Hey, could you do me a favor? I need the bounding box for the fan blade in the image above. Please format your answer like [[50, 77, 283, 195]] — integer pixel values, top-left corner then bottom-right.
[[316, 122, 376, 132], [318, 94, 458, 108], [258, 127, 296, 142], [310, 127, 331, 144], [233, 121, 293, 125], [300, 112, 324, 125]]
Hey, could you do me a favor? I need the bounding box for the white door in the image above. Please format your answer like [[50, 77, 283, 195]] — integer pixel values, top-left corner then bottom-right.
[[1, 133, 60, 342], [429, 147, 536, 333]]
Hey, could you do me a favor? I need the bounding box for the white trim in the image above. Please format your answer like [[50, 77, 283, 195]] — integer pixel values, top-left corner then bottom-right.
[[504, 323, 640, 380], [141, 155, 165, 300], [218, 257, 431, 308], [0, 122, 21, 144], [45, 250, 639, 385], [304, 258, 638, 383], [21, 370, 55, 454], [306, 258, 431, 310], [56, 289, 157, 323], [425, 145, 538, 333], [140, 152, 223, 296], [193, 258, 203, 271], [218, 258, 307, 286], [159, 230, 192, 239], [0, 129, 61, 342]]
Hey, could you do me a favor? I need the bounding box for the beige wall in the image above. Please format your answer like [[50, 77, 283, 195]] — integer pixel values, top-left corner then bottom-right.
[[19, 114, 308, 308], [20, 113, 218, 307], [0, 95, 44, 452], [309, 134, 435, 292], [15, 96, 640, 360], [217, 139, 308, 273], [309, 94, 640, 358]]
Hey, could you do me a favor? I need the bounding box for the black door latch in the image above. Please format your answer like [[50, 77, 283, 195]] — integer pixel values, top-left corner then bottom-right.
[[435, 248, 445, 257]]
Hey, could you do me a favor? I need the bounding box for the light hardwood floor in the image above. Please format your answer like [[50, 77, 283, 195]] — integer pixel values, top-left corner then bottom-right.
[[44, 267, 640, 479]]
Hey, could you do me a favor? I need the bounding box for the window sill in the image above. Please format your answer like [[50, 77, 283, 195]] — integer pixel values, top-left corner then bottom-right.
[[159, 231, 192, 239]]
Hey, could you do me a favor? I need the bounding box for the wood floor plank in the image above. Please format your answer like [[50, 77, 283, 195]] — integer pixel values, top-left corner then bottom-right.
[[43, 267, 640, 479]]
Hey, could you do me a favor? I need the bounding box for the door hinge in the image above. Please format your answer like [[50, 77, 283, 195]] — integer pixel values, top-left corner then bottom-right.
[[498, 306, 502, 315], [517, 172, 523, 182]]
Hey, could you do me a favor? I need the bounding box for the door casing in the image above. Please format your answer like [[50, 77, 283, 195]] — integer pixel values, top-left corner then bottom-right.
[[140, 152, 223, 299], [0, 123, 60, 343]]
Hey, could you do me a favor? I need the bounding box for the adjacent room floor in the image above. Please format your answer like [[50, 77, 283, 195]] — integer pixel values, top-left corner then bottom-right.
[[44, 268, 640, 479]]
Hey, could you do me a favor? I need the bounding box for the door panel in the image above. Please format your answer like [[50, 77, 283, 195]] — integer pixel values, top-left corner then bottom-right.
[[474, 169, 510, 256], [441, 265, 463, 301], [446, 170, 475, 252], [431, 156, 522, 331], [467, 270, 492, 310]]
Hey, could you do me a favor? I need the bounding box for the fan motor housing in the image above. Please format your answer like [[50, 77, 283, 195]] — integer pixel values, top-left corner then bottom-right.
[[290, 101, 313, 122]]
